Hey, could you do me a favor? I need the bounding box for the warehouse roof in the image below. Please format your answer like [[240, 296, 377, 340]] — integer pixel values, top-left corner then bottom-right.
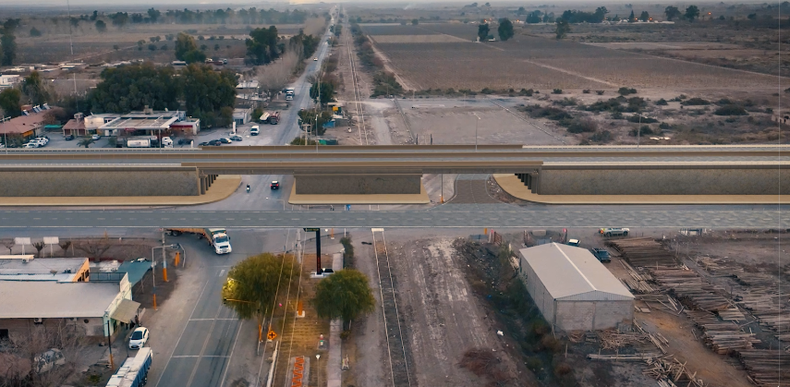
[[0, 281, 121, 318], [520, 243, 633, 301], [0, 257, 87, 282]]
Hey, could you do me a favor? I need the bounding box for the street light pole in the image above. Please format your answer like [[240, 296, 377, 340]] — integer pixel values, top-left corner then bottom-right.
[[473, 112, 481, 151]]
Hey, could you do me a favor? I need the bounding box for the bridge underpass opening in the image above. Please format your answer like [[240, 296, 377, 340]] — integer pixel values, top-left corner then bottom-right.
[[288, 173, 429, 205]]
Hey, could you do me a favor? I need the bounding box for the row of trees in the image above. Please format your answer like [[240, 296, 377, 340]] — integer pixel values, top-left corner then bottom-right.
[[68, 7, 309, 28], [89, 62, 236, 128], [0, 71, 51, 118], [222, 249, 375, 338], [1, 19, 19, 66], [554, 5, 702, 39], [476, 18, 515, 41]]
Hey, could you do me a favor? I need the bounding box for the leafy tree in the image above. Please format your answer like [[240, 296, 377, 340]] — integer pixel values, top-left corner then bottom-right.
[[95, 20, 106, 32], [313, 269, 375, 330], [0, 88, 22, 117], [639, 11, 650, 22], [411, 19, 419, 25], [22, 71, 50, 105], [297, 109, 334, 135], [89, 62, 181, 113], [245, 26, 281, 65], [477, 23, 489, 41], [628, 10, 636, 22], [526, 10, 542, 24], [147, 8, 161, 23], [1, 20, 17, 66], [555, 18, 570, 39], [29, 27, 42, 37], [685, 5, 700, 22], [309, 81, 335, 106], [214, 43, 220, 51], [77, 137, 94, 148], [222, 253, 295, 340], [664, 6, 681, 21], [148, 44, 157, 51], [175, 33, 205, 63], [181, 64, 237, 128], [90, 10, 98, 21], [109, 12, 129, 27], [594, 7, 609, 22], [497, 18, 514, 41]]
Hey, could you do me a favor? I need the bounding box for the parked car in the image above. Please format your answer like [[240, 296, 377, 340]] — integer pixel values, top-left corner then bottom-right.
[[599, 228, 630, 237], [250, 126, 260, 136], [589, 248, 611, 263], [22, 143, 38, 149], [91, 134, 101, 141], [208, 139, 222, 146], [230, 135, 243, 141], [198, 141, 210, 146], [64, 134, 74, 141], [178, 138, 192, 145], [35, 137, 49, 145], [270, 181, 280, 190], [128, 327, 149, 350], [219, 137, 232, 144], [567, 239, 580, 247]]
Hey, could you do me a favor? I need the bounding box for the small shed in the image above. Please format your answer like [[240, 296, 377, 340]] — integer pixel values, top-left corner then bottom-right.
[[518, 243, 634, 331]]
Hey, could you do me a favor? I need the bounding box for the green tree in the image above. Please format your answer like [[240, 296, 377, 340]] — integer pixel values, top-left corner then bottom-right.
[[555, 18, 571, 39], [664, 6, 681, 21], [29, 27, 42, 37], [77, 137, 94, 148], [476, 23, 489, 41], [497, 18, 514, 41], [639, 11, 650, 22], [309, 81, 335, 106], [411, 19, 419, 25], [594, 6, 609, 22], [1, 20, 18, 66], [0, 88, 22, 117], [297, 109, 334, 135], [685, 5, 700, 21], [175, 32, 205, 64], [147, 8, 161, 23], [222, 253, 295, 340], [22, 71, 50, 106], [313, 269, 375, 330], [89, 62, 181, 113], [245, 26, 281, 65], [94, 20, 106, 32], [628, 10, 636, 22], [181, 64, 237, 128]]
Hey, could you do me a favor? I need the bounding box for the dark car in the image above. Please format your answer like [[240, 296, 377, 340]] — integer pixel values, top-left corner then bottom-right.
[[219, 137, 232, 144], [270, 180, 280, 190], [208, 139, 222, 146], [198, 141, 210, 146], [230, 135, 243, 141], [589, 248, 611, 263], [178, 138, 193, 145], [64, 134, 74, 141]]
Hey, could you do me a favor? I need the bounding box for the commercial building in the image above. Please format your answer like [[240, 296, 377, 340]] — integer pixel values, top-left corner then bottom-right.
[[0, 110, 47, 143], [518, 243, 634, 331], [0, 74, 21, 90], [0, 256, 90, 282], [0, 272, 139, 340]]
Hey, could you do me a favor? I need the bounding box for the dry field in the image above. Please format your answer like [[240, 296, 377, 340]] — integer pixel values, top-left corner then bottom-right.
[[362, 23, 781, 92]]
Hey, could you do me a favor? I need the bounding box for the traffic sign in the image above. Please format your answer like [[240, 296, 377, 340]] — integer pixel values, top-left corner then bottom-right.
[[267, 330, 277, 340], [303, 228, 320, 232]]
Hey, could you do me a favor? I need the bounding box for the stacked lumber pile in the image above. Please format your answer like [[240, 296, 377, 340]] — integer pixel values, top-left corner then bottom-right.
[[618, 259, 655, 293], [685, 310, 760, 355], [734, 273, 790, 339], [651, 268, 732, 311], [738, 350, 790, 387], [607, 238, 677, 267]]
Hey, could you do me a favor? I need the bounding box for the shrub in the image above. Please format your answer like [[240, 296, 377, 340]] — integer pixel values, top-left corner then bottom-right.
[[714, 105, 748, 116], [539, 335, 562, 353], [552, 88, 563, 94], [521, 105, 572, 121], [586, 98, 622, 112], [618, 87, 637, 96], [590, 130, 612, 143], [554, 97, 577, 107], [611, 111, 624, 119], [554, 362, 573, 376], [625, 97, 646, 112], [655, 98, 668, 106], [566, 118, 598, 133], [682, 97, 710, 106], [480, 87, 495, 94], [595, 90, 605, 95], [627, 115, 658, 123], [630, 125, 653, 136], [582, 89, 590, 94], [520, 88, 534, 96], [659, 122, 671, 129], [526, 357, 543, 372]]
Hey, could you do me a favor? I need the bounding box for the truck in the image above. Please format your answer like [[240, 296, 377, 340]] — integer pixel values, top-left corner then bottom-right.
[[126, 138, 151, 148], [599, 227, 630, 237], [265, 111, 280, 125], [165, 228, 232, 255], [105, 347, 152, 387], [589, 248, 611, 263]]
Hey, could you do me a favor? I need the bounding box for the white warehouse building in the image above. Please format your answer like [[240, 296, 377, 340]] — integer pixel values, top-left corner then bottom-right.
[[518, 243, 634, 331]]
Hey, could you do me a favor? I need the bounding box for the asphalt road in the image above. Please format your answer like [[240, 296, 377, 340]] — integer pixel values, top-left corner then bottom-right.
[[1, 204, 787, 229]]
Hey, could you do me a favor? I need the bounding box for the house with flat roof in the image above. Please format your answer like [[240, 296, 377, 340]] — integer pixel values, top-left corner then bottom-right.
[[0, 272, 139, 340], [0, 256, 90, 282]]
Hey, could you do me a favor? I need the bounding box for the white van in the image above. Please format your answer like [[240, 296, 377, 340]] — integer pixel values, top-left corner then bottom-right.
[[251, 126, 260, 136], [161, 136, 173, 147]]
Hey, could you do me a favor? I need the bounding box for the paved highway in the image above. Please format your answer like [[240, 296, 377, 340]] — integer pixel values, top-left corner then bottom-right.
[[1, 204, 787, 229]]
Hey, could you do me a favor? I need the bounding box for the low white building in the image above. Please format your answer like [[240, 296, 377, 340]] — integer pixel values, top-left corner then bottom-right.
[[0, 74, 21, 90], [518, 243, 634, 331]]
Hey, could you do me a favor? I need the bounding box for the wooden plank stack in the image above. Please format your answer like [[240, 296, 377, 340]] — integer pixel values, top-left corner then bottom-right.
[[651, 268, 733, 312], [607, 237, 678, 267], [738, 350, 790, 387], [684, 310, 760, 355]]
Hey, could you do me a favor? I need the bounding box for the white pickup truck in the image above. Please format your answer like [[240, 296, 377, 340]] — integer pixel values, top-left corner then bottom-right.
[[599, 228, 630, 237]]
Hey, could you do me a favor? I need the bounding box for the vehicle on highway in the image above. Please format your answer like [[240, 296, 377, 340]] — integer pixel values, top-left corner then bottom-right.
[[313, 57, 318, 61], [166, 228, 232, 254], [91, 134, 101, 141], [250, 126, 260, 136], [208, 139, 222, 146], [599, 227, 630, 237], [285, 94, 293, 101], [64, 134, 74, 141], [128, 327, 149, 350], [589, 248, 611, 263], [230, 135, 243, 141], [219, 137, 232, 144], [270, 180, 280, 190]]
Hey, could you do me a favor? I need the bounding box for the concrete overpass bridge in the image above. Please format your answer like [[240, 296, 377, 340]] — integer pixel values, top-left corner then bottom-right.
[[0, 145, 786, 200]]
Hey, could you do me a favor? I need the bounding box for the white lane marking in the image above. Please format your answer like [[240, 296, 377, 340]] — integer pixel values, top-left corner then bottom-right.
[[219, 269, 226, 277], [219, 320, 244, 387]]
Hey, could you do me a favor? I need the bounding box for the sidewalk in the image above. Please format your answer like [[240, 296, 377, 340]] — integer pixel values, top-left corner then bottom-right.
[[326, 252, 344, 387], [0, 175, 241, 206], [494, 174, 789, 204], [288, 184, 429, 205]]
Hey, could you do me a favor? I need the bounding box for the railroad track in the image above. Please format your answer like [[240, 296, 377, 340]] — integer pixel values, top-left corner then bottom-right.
[[345, 20, 370, 145], [371, 228, 413, 387]]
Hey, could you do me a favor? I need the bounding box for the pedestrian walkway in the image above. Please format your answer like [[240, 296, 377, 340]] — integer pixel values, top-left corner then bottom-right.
[[326, 252, 344, 387], [0, 176, 241, 206], [288, 184, 429, 205], [494, 174, 789, 204]]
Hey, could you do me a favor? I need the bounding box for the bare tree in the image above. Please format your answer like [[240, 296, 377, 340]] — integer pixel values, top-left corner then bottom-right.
[[32, 242, 45, 258], [256, 48, 301, 99], [0, 239, 13, 254], [58, 241, 72, 256], [74, 238, 113, 260]]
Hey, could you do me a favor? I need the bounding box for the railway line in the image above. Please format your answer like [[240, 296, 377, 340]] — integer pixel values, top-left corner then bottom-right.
[[371, 228, 414, 387], [345, 20, 370, 145]]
